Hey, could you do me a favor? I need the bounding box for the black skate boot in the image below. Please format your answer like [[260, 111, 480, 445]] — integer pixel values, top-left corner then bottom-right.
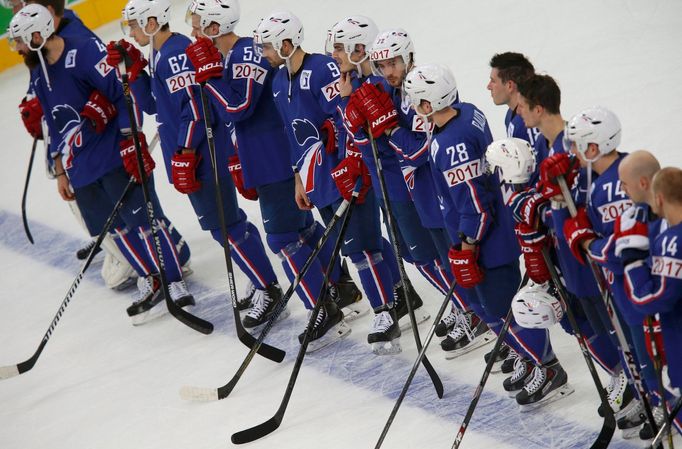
[[242, 283, 288, 329], [236, 281, 256, 311], [394, 279, 430, 332], [298, 291, 351, 353], [638, 405, 665, 440], [169, 279, 196, 308], [333, 265, 369, 322], [76, 239, 102, 260], [484, 343, 511, 374], [500, 347, 519, 374], [441, 311, 494, 359], [516, 359, 574, 411], [127, 275, 162, 321], [503, 357, 535, 397], [435, 304, 459, 337], [368, 305, 402, 355]]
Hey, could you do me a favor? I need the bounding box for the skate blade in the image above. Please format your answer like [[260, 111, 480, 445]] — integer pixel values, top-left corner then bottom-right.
[[306, 320, 352, 353], [245, 308, 291, 332], [341, 302, 370, 323], [443, 330, 495, 360], [399, 308, 431, 332], [518, 383, 575, 412], [371, 338, 402, 355]]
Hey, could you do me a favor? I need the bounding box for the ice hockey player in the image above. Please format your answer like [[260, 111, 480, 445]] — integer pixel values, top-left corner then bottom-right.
[[509, 77, 630, 416], [367, 28, 484, 358], [109, 0, 284, 327], [402, 63, 571, 409], [621, 165, 682, 437], [253, 10, 410, 353], [183, 0, 365, 329], [9, 3, 193, 320]]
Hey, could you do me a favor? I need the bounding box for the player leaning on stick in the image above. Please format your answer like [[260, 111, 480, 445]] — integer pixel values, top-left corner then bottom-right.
[[183, 0, 365, 327], [8, 3, 192, 316], [109, 0, 284, 327]]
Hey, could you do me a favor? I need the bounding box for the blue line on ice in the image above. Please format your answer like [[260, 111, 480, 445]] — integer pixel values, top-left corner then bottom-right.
[[0, 210, 640, 449]]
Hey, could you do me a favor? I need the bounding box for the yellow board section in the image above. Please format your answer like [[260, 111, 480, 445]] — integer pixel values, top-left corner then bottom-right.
[[0, 0, 127, 73]]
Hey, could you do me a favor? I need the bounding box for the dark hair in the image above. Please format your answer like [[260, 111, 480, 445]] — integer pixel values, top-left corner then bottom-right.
[[160, 23, 170, 32], [27, 0, 65, 17], [517, 74, 561, 115], [489, 52, 534, 85]]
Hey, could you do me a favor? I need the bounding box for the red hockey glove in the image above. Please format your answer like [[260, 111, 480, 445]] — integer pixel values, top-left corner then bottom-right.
[[614, 206, 649, 266], [81, 90, 117, 134], [448, 245, 485, 288], [320, 118, 337, 155], [119, 132, 155, 183], [538, 153, 580, 199], [348, 83, 398, 138], [507, 189, 549, 227], [515, 222, 552, 284], [344, 95, 366, 135], [563, 207, 597, 264], [331, 156, 371, 204], [185, 37, 223, 84], [106, 40, 148, 82], [171, 151, 202, 194], [644, 317, 666, 366], [228, 154, 258, 200], [19, 96, 44, 139]]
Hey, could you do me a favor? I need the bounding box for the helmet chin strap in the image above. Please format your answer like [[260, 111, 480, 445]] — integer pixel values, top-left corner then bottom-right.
[[581, 150, 602, 208]]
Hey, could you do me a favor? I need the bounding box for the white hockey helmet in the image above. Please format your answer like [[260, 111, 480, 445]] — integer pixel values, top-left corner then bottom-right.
[[186, 0, 240, 38], [325, 15, 378, 63], [563, 106, 622, 160], [370, 28, 415, 65], [403, 63, 458, 116], [253, 10, 304, 59], [486, 138, 536, 184], [121, 0, 171, 36], [8, 3, 54, 51], [511, 283, 564, 329]]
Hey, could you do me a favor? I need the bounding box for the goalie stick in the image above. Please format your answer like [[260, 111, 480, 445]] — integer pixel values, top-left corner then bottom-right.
[[196, 83, 283, 362], [230, 182, 359, 445], [179, 191, 352, 401]]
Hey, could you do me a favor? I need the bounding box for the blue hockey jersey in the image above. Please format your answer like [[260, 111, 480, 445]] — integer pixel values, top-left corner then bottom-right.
[[505, 108, 540, 145], [204, 37, 293, 188], [429, 103, 518, 268], [624, 221, 682, 388], [271, 53, 343, 208], [33, 36, 140, 188]]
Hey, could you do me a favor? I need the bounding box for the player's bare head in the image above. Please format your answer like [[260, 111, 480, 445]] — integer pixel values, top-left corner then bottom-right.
[[652, 167, 682, 220], [618, 150, 660, 204], [516, 74, 560, 128], [370, 28, 414, 87], [326, 16, 377, 74], [24, 0, 64, 17], [487, 52, 534, 106]]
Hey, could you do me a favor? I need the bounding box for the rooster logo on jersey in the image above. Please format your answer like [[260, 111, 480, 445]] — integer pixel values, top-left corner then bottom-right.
[[52, 104, 81, 134], [292, 118, 320, 148]]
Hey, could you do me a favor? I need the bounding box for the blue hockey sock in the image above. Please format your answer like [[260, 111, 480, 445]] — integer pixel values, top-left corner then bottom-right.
[[159, 216, 191, 268], [139, 222, 183, 282], [348, 251, 394, 310], [301, 219, 342, 283], [112, 226, 153, 277]]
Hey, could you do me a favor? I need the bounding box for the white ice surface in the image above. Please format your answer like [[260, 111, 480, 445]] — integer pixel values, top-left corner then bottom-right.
[[2, 1, 682, 448]]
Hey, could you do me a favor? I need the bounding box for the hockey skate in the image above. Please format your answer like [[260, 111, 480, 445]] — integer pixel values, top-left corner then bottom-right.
[[597, 369, 633, 418], [242, 283, 289, 329], [638, 405, 665, 440], [76, 239, 102, 260], [128, 277, 195, 325], [298, 299, 351, 353], [236, 281, 256, 311], [333, 278, 369, 323], [616, 399, 646, 439], [367, 306, 401, 355], [516, 359, 574, 411], [503, 357, 535, 397], [441, 311, 494, 360], [484, 342, 512, 374], [395, 280, 430, 332], [435, 304, 459, 337]]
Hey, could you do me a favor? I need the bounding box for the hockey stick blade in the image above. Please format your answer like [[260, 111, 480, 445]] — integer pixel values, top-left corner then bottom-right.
[[0, 364, 21, 380], [236, 330, 284, 363], [591, 412, 616, 449], [231, 415, 281, 445], [164, 301, 213, 335]]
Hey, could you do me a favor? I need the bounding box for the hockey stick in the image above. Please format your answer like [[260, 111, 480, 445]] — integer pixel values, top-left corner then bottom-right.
[[196, 84, 283, 362], [367, 128, 444, 399], [649, 396, 682, 449], [231, 185, 359, 445], [179, 196, 351, 401], [557, 176, 658, 434], [117, 54, 213, 335], [375, 279, 456, 448], [541, 247, 616, 448], [645, 316, 674, 449], [0, 177, 135, 380], [21, 138, 38, 244]]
